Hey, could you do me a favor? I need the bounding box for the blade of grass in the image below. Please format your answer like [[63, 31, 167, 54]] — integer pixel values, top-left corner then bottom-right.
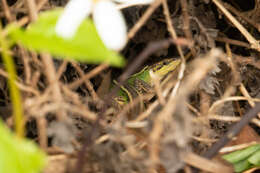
[[0, 23, 24, 138], [222, 144, 260, 163], [233, 159, 252, 172], [248, 149, 260, 165]]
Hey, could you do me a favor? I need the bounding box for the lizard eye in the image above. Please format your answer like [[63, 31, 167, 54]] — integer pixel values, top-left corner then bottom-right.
[[162, 61, 169, 66]]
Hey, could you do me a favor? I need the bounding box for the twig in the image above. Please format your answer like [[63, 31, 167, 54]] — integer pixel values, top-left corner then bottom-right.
[[212, 0, 260, 51], [162, 0, 185, 60], [186, 102, 201, 116], [207, 114, 260, 128], [75, 117, 101, 173], [112, 93, 155, 125], [56, 60, 68, 80], [162, 0, 186, 99], [220, 43, 240, 98], [31, 71, 41, 90], [70, 62, 99, 101], [27, 101, 97, 121], [222, 2, 260, 33], [240, 84, 255, 107], [127, 0, 163, 39], [191, 136, 217, 144], [203, 102, 260, 158], [220, 142, 259, 153], [25, 0, 38, 20], [61, 85, 97, 121], [239, 84, 260, 119], [2, 0, 49, 36], [0, 68, 39, 95], [200, 91, 211, 117], [36, 116, 47, 150], [19, 47, 32, 86], [180, 0, 196, 56], [184, 152, 233, 173], [215, 36, 251, 49], [1, 0, 13, 22], [209, 96, 260, 114], [233, 54, 260, 69], [68, 64, 109, 89], [150, 71, 166, 105]]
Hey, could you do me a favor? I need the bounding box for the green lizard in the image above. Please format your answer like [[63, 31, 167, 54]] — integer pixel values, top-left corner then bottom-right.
[[112, 58, 181, 116]]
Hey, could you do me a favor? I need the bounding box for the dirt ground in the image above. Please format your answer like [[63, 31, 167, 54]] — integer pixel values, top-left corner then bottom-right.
[[1, 0, 260, 172]]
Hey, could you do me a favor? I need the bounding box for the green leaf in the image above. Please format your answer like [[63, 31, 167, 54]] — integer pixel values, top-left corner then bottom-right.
[[222, 144, 260, 164], [8, 9, 125, 67], [248, 149, 260, 165], [233, 159, 252, 172], [0, 120, 46, 173]]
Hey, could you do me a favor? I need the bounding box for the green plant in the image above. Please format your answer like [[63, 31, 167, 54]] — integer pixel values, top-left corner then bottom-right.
[[8, 9, 126, 67], [222, 144, 260, 172]]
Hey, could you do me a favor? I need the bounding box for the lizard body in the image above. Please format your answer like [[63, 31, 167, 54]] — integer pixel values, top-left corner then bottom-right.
[[113, 58, 181, 116]]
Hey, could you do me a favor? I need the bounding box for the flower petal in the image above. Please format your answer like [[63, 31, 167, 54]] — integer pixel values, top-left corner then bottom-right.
[[113, 0, 154, 5], [93, 0, 127, 51], [55, 0, 92, 38]]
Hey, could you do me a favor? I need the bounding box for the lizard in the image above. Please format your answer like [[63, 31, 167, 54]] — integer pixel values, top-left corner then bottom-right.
[[111, 58, 181, 119]]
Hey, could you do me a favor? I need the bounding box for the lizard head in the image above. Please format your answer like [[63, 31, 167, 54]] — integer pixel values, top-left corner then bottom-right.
[[150, 58, 181, 80]]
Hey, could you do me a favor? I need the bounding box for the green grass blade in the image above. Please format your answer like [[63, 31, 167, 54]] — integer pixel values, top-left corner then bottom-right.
[[233, 159, 252, 172], [248, 149, 260, 165], [222, 144, 260, 164], [0, 23, 24, 137]]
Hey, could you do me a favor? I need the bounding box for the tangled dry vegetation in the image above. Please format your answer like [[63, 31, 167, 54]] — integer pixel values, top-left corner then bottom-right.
[[1, 0, 260, 172]]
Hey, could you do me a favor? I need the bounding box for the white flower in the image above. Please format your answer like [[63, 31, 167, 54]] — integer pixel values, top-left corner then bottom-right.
[[55, 0, 154, 51]]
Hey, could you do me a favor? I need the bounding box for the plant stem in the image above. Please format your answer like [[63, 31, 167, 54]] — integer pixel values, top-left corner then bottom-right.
[[0, 24, 24, 138]]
